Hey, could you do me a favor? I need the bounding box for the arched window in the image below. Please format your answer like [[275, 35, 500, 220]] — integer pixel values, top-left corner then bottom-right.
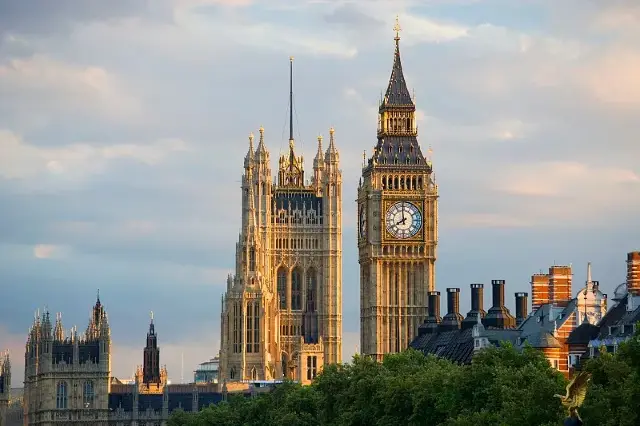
[[249, 248, 255, 271], [253, 302, 260, 353], [306, 268, 317, 312], [56, 381, 68, 409], [230, 367, 236, 380], [83, 381, 94, 408], [251, 367, 257, 381], [291, 268, 302, 310], [277, 268, 287, 310]]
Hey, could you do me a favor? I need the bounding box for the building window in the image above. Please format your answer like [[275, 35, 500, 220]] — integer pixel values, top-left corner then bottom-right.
[[246, 302, 254, 353], [83, 381, 94, 408], [253, 303, 260, 353], [233, 303, 241, 353], [230, 367, 236, 380], [249, 248, 256, 271], [306, 356, 317, 381], [277, 268, 287, 310], [291, 268, 302, 310], [553, 359, 559, 370], [251, 367, 257, 381], [56, 381, 68, 409], [306, 268, 317, 311]]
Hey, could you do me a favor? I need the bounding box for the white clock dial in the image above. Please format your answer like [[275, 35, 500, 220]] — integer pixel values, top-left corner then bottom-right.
[[385, 201, 422, 239]]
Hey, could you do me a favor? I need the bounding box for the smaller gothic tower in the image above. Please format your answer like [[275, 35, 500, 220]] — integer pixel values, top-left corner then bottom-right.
[[144, 312, 161, 384], [136, 312, 168, 394], [23, 294, 111, 425], [0, 351, 10, 426]]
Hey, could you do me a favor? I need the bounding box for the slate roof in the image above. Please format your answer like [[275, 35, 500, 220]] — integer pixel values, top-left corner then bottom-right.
[[371, 136, 430, 169], [409, 325, 519, 365], [524, 331, 562, 348], [381, 40, 413, 108], [409, 299, 578, 364], [567, 321, 599, 345]]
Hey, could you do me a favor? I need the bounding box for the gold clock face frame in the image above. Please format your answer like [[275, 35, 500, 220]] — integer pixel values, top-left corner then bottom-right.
[[383, 200, 423, 240]]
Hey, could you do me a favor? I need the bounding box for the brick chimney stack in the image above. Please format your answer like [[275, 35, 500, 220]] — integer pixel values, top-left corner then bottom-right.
[[484, 280, 516, 329], [440, 288, 463, 331], [549, 265, 572, 307], [417, 291, 442, 335], [627, 251, 640, 296], [515, 292, 528, 326], [462, 284, 486, 330]]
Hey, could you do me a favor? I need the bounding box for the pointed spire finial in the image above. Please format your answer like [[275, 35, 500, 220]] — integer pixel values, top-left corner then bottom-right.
[[97, 289, 100, 303], [249, 132, 254, 144], [289, 56, 294, 144], [394, 15, 402, 41], [329, 126, 335, 136], [587, 262, 592, 284], [259, 125, 264, 136], [150, 311, 154, 322]]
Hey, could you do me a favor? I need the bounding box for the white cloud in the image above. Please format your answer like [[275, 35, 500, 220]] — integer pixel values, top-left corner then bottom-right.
[[496, 161, 640, 198], [0, 55, 142, 124], [447, 213, 533, 229], [33, 244, 69, 259], [0, 130, 188, 181], [400, 14, 468, 44]]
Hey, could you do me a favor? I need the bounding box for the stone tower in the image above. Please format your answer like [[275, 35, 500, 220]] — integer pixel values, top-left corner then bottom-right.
[[0, 351, 10, 426], [219, 57, 342, 384], [358, 18, 439, 361], [23, 295, 111, 425]]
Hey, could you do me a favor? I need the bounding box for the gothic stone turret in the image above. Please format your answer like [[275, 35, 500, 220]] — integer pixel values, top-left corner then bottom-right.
[[219, 57, 341, 385], [23, 294, 111, 425]]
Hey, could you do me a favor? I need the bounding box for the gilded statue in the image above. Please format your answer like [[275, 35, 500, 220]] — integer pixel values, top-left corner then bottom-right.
[[554, 371, 591, 425]]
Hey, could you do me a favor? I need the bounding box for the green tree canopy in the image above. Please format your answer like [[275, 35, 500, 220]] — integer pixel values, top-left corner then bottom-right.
[[170, 343, 569, 426]]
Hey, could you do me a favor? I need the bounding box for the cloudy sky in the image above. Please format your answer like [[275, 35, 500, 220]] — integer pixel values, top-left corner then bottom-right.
[[1, 0, 639, 384]]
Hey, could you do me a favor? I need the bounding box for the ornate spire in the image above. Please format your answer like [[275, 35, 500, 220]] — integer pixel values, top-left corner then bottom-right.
[[382, 15, 413, 108], [278, 58, 305, 188], [244, 132, 255, 168], [314, 134, 324, 169], [54, 312, 64, 341], [256, 125, 268, 160], [289, 56, 294, 145], [325, 127, 339, 164]]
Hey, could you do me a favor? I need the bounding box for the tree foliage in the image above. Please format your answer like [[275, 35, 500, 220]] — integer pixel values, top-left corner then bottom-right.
[[169, 328, 640, 426]]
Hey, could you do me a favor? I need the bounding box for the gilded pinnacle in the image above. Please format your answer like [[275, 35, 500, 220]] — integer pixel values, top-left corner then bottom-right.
[[394, 15, 402, 40], [259, 125, 264, 135]]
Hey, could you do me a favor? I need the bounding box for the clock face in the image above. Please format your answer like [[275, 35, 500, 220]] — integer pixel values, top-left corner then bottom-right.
[[385, 201, 422, 239], [359, 205, 367, 239]]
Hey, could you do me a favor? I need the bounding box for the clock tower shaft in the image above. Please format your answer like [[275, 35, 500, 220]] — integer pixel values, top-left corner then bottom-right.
[[358, 18, 439, 361]]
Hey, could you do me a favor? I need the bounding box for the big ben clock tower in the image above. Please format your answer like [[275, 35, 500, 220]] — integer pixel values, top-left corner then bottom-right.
[[358, 17, 438, 360]]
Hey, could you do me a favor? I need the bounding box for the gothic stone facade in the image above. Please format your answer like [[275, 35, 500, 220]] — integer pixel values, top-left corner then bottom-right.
[[219, 88, 342, 383], [23, 297, 111, 425], [358, 27, 439, 360]]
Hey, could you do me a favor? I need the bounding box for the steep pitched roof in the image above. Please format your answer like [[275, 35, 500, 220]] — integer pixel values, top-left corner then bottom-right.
[[381, 39, 413, 108]]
